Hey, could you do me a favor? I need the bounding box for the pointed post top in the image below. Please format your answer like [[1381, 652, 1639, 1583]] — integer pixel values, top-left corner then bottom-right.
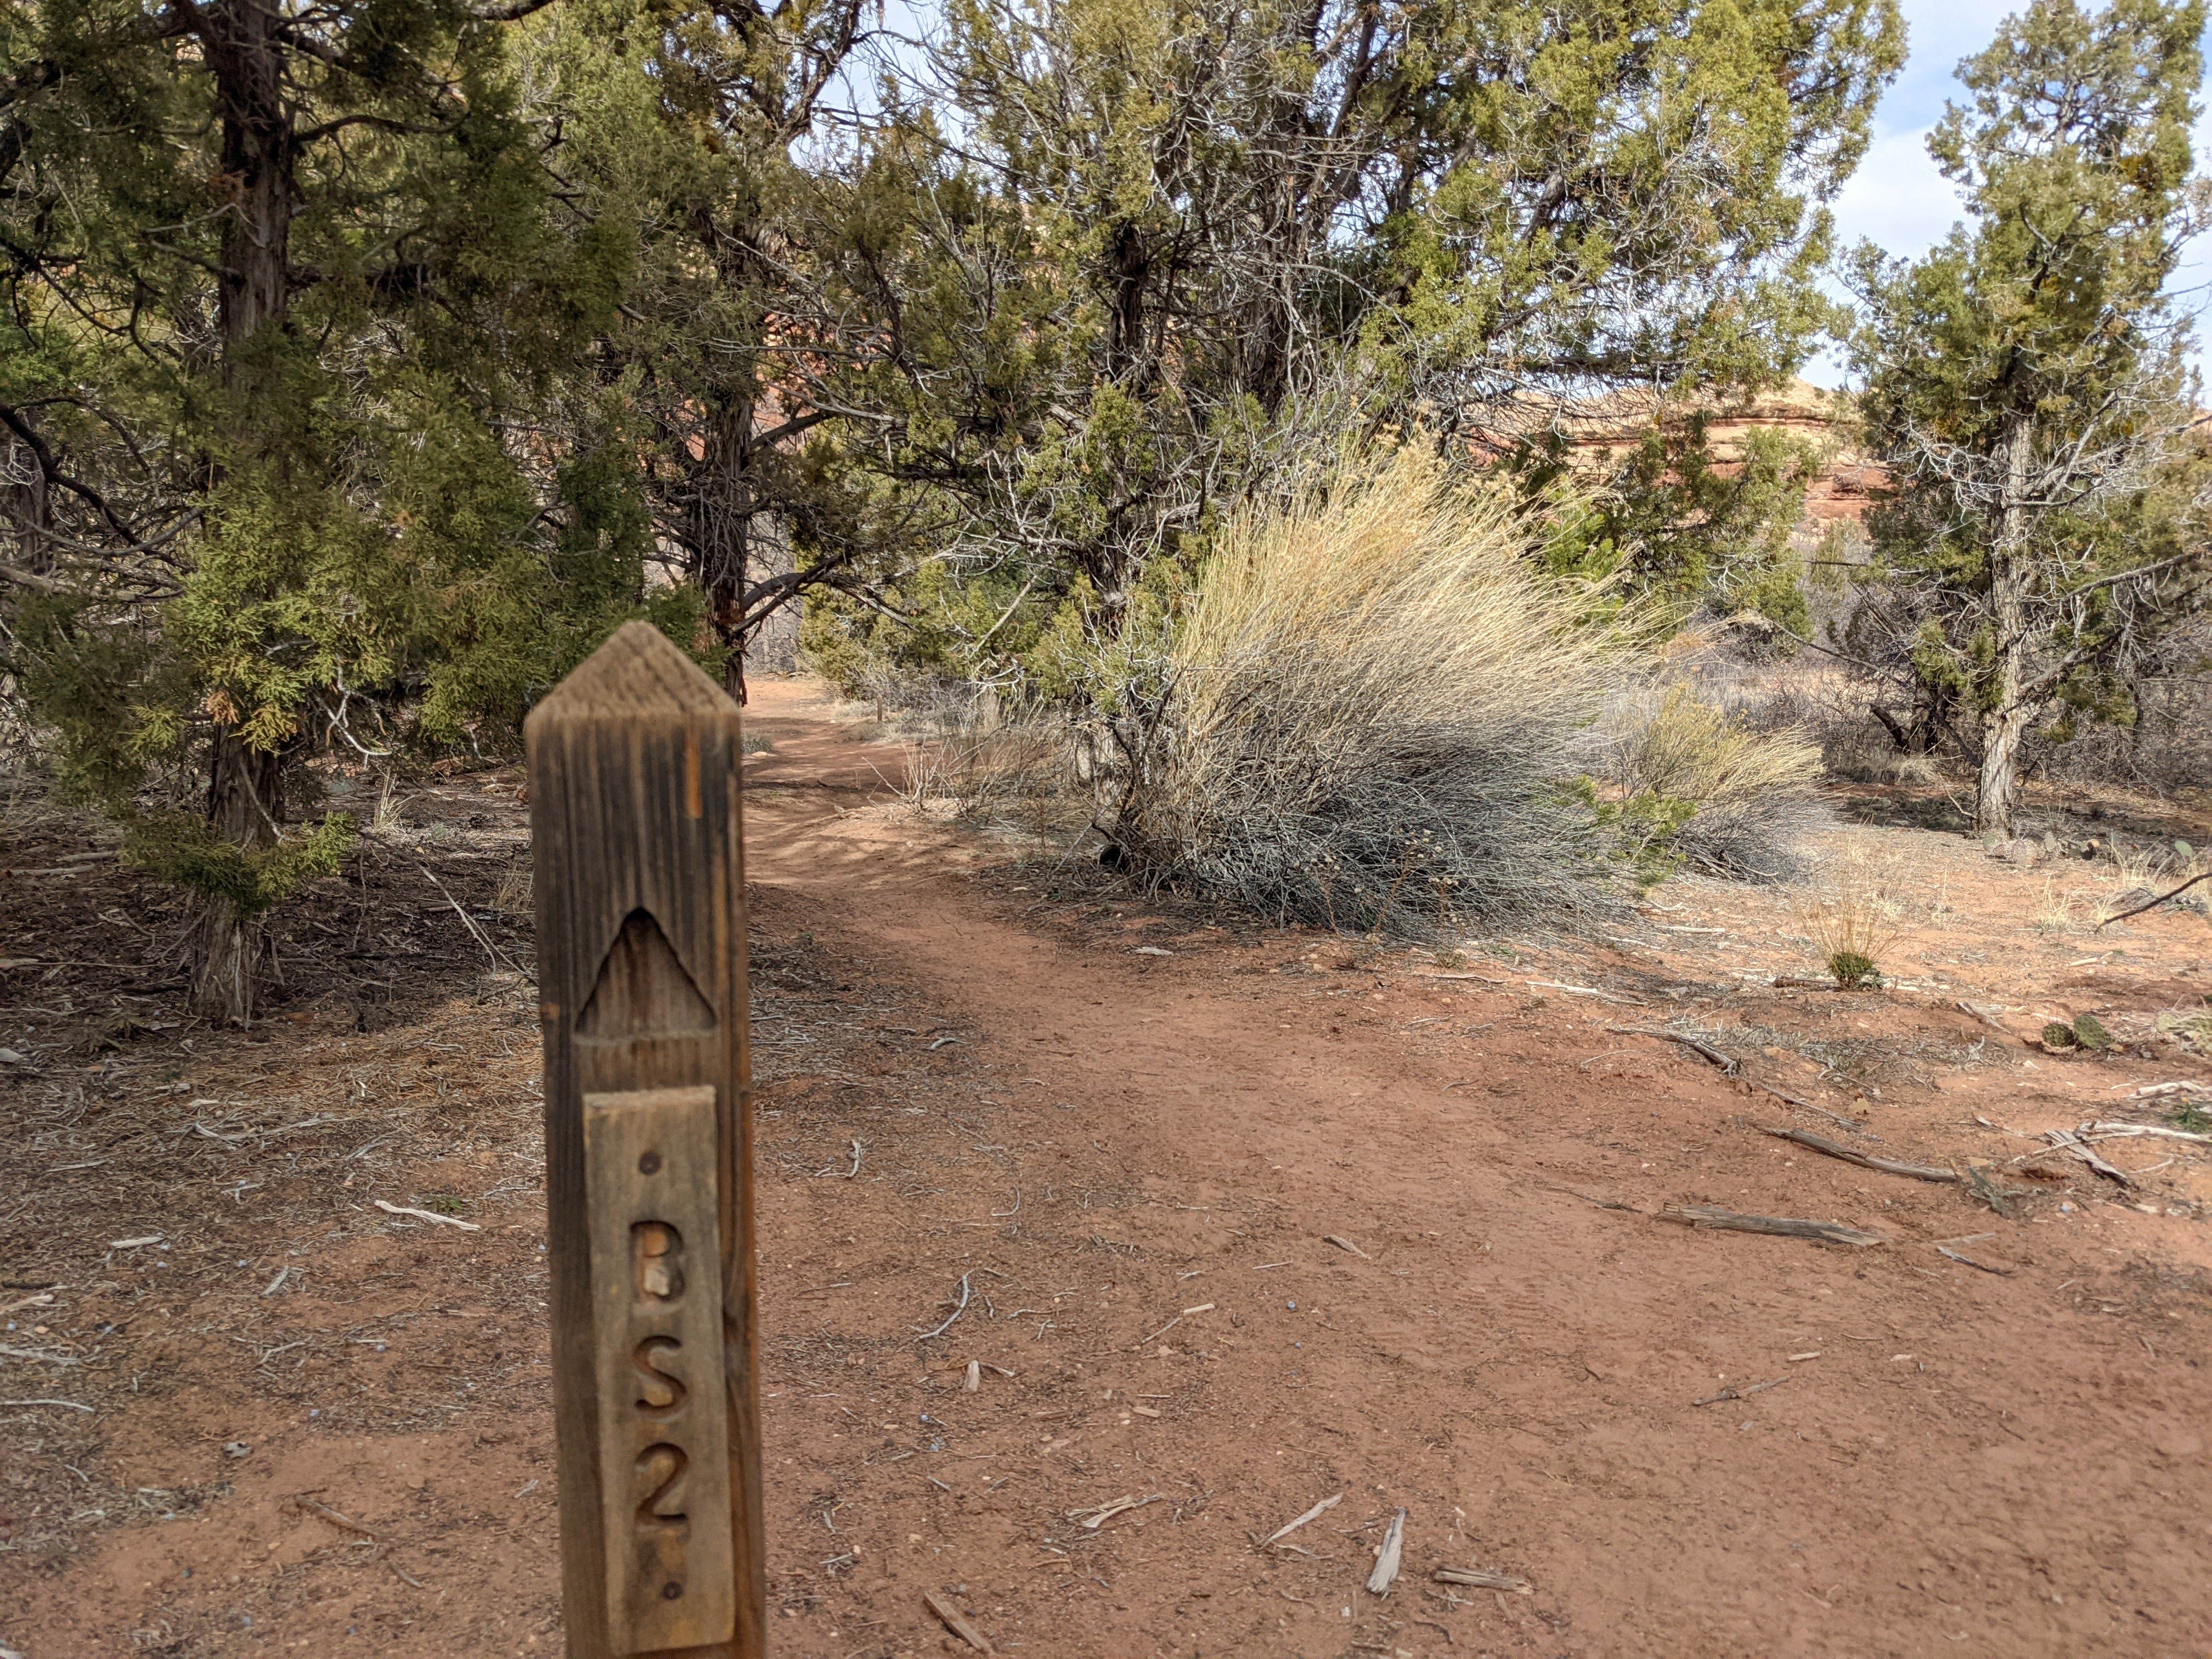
[[527, 622, 735, 731]]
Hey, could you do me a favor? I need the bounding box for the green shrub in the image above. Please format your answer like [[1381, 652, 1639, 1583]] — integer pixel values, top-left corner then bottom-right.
[[1829, 950, 1880, 989]]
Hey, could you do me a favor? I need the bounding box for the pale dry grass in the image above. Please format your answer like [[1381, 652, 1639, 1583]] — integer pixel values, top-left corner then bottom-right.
[[1610, 686, 1825, 879], [1118, 446, 1617, 934], [1793, 839, 1910, 986], [881, 720, 1080, 845]]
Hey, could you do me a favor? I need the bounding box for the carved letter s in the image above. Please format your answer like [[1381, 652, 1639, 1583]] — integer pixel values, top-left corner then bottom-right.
[[633, 1336, 687, 1416]]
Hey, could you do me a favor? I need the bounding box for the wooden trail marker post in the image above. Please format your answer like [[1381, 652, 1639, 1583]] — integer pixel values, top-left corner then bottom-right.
[[527, 623, 765, 1658]]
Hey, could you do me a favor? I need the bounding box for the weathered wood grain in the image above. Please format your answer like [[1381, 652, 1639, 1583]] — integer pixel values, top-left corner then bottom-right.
[[528, 622, 763, 1658]]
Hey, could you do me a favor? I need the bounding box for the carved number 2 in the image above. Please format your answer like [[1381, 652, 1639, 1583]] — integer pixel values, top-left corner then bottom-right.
[[635, 1443, 688, 1529]]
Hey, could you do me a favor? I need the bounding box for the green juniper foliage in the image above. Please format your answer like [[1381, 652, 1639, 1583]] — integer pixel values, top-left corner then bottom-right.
[[806, 0, 1903, 694], [1, 0, 678, 1018]]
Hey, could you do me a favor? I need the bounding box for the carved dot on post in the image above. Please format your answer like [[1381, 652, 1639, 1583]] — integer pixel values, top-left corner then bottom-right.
[[638, 1150, 662, 1175], [662, 1581, 684, 1600]]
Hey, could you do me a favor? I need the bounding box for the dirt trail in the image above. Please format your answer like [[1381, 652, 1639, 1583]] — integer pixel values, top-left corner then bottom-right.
[[5, 677, 2210, 1658], [734, 683, 2212, 1659]]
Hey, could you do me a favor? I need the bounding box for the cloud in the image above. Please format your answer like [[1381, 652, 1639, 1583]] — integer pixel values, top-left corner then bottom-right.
[[1830, 127, 1965, 263]]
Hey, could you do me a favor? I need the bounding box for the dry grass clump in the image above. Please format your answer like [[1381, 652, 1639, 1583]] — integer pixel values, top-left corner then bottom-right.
[[882, 713, 1082, 845], [1111, 447, 1616, 935], [1792, 840, 1908, 988], [1610, 686, 1825, 881]]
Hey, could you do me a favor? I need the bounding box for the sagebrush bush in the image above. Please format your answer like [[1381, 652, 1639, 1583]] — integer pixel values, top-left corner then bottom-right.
[[1109, 447, 1617, 935], [1610, 686, 1825, 880]]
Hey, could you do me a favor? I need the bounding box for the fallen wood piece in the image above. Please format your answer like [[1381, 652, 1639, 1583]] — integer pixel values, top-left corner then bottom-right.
[[1434, 1567, 1532, 1594], [1658, 1204, 1886, 1248], [1367, 1508, 1406, 1594], [1692, 1374, 1789, 1407], [922, 1588, 995, 1654], [963, 1360, 980, 1392], [2044, 1128, 2132, 1186], [1527, 979, 1632, 1003], [1607, 1026, 1737, 1075], [292, 1494, 377, 1537], [370, 1200, 481, 1231], [1322, 1234, 1372, 1260], [1955, 1000, 2011, 1032], [1066, 1492, 1160, 1530], [0, 1344, 79, 1367], [1263, 1491, 1342, 1546], [1935, 1245, 2011, 1276], [2080, 1120, 2212, 1146], [0, 1397, 92, 1412], [1750, 1122, 1958, 1184], [2132, 1081, 2209, 1099], [2100, 869, 2212, 927], [1747, 1082, 1867, 1136]]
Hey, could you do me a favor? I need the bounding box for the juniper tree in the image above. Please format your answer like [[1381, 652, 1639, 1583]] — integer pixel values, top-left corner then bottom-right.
[[906, 0, 1903, 635], [1848, 0, 2209, 837], [1, 0, 664, 1020]]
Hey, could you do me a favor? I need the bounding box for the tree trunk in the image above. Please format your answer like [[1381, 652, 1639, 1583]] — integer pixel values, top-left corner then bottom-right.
[[1975, 412, 2035, 839], [189, 726, 281, 1022], [188, 0, 296, 1022], [686, 397, 758, 701]]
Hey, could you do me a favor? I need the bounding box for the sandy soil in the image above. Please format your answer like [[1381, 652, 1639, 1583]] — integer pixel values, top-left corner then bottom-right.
[[4, 676, 2211, 1659]]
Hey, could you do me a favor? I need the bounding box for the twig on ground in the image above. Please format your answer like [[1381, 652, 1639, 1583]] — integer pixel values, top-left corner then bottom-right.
[[1135, 1314, 1182, 1348], [1936, 1245, 2011, 1276], [916, 1273, 973, 1340], [1323, 1233, 1372, 1259], [1262, 1491, 1342, 1546], [2101, 870, 2212, 927], [371, 1200, 481, 1231], [1749, 1122, 1958, 1184], [1434, 1567, 1532, 1593], [409, 857, 518, 974], [1747, 1081, 1867, 1135], [2079, 1120, 2212, 1146], [1609, 1026, 1737, 1075], [1693, 1375, 1790, 1406], [1528, 979, 1633, 1003], [291, 1495, 377, 1537], [1, 1398, 92, 1412], [1066, 1493, 1160, 1531], [922, 1588, 995, 1653], [2042, 1128, 2132, 1186], [1658, 1204, 1886, 1248]]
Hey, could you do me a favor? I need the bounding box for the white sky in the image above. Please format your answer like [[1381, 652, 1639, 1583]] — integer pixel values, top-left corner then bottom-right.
[[1807, 0, 2212, 386]]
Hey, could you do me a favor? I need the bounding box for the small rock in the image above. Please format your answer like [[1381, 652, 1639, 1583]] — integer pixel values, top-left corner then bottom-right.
[[224, 1441, 251, 1459]]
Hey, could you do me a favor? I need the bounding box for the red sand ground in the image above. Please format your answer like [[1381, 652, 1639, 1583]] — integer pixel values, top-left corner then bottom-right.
[[4, 676, 2211, 1658]]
